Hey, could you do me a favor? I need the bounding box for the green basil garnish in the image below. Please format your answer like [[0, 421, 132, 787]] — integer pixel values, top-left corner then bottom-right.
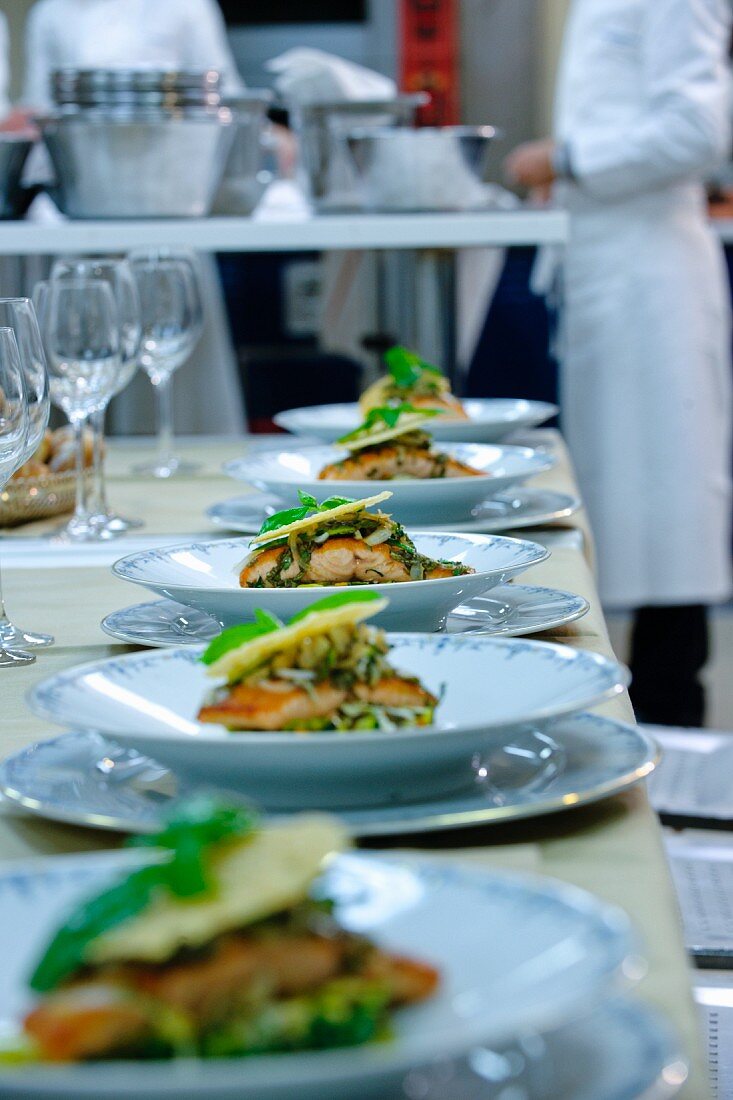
[[336, 403, 440, 446], [29, 797, 258, 993], [256, 491, 355, 539], [384, 345, 444, 389], [289, 590, 382, 624], [200, 608, 283, 665]]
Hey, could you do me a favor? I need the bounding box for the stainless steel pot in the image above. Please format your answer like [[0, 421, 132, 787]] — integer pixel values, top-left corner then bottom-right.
[[0, 137, 34, 219], [291, 94, 428, 210], [40, 109, 235, 219], [346, 125, 500, 211], [212, 90, 273, 216]]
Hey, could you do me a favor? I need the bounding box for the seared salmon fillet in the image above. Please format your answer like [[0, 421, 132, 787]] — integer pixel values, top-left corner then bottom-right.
[[199, 674, 437, 730], [25, 931, 439, 1062], [239, 537, 460, 587], [409, 392, 469, 420], [319, 441, 481, 481], [199, 679, 347, 730]]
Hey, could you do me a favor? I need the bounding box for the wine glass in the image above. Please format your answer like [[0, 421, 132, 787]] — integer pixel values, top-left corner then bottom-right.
[[48, 257, 143, 534], [42, 278, 121, 542], [0, 327, 32, 667], [0, 298, 53, 652], [129, 250, 204, 479]]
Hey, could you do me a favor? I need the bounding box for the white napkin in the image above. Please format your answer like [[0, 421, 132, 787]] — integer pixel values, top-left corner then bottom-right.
[[265, 48, 396, 105]]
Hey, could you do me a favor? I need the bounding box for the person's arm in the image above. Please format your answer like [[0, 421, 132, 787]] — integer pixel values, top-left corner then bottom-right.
[[569, 0, 732, 200], [22, 1, 55, 109], [181, 0, 245, 94]]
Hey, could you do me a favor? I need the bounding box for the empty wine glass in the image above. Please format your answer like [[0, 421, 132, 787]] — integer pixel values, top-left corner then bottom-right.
[[0, 298, 53, 652], [0, 327, 32, 667], [48, 257, 143, 535], [129, 250, 204, 478], [42, 278, 121, 542]]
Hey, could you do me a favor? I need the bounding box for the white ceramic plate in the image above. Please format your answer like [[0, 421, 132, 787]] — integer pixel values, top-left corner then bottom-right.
[[207, 488, 580, 537], [111, 533, 549, 632], [99, 586, 590, 649], [0, 850, 634, 1099], [400, 997, 685, 1100], [274, 400, 559, 445], [223, 444, 555, 525], [28, 637, 629, 809], [0, 714, 656, 837]]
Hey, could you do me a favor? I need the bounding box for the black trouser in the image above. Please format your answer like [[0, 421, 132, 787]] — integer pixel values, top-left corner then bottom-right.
[[628, 605, 709, 728]]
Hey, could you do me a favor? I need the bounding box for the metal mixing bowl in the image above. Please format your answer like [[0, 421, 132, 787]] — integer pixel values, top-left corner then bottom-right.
[[212, 90, 273, 216], [291, 94, 428, 210], [40, 109, 235, 218], [0, 137, 34, 219], [347, 125, 500, 212]]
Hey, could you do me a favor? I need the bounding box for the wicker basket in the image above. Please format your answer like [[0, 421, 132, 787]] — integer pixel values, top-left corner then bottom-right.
[[0, 472, 78, 527]]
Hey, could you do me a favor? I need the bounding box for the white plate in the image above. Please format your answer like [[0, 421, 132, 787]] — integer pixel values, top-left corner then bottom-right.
[[274, 399, 559, 445], [223, 444, 555, 525], [0, 714, 657, 836], [100, 586, 590, 649], [28, 637, 629, 809], [111, 533, 549, 632], [207, 488, 581, 536], [403, 997, 685, 1100], [0, 850, 634, 1099]]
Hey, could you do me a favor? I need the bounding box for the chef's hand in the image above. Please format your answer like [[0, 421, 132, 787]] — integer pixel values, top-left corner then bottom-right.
[[504, 139, 557, 189]]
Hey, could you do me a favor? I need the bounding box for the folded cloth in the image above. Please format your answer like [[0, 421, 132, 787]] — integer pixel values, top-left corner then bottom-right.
[[266, 48, 395, 105]]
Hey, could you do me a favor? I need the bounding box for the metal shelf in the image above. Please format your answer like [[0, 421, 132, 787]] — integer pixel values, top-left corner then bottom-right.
[[0, 208, 569, 255]]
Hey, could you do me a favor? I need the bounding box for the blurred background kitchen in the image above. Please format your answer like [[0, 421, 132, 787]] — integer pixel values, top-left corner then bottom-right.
[[2, 0, 733, 726]]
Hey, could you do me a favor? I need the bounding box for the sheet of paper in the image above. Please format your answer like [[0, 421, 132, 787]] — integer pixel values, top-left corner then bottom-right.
[[665, 832, 733, 960], [695, 971, 733, 1098], [647, 727, 733, 821]]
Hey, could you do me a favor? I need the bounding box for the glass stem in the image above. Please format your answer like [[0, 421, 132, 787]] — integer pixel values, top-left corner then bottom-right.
[[0, 555, 10, 629], [155, 373, 174, 472], [72, 415, 93, 527], [91, 408, 108, 517]]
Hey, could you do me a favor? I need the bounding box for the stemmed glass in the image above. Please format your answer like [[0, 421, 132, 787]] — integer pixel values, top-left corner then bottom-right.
[[129, 250, 204, 479], [42, 278, 121, 542], [0, 327, 33, 666], [47, 257, 143, 534], [0, 299, 53, 652]]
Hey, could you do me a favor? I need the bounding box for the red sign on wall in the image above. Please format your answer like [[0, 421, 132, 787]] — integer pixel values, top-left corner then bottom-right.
[[399, 0, 460, 126]]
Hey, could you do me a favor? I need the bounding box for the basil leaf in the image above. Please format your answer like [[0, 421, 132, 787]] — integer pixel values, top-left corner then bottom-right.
[[200, 608, 283, 665], [289, 590, 382, 624], [336, 403, 439, 446], [385, 345, 444, 388], [297, 490, 319, 509], [318, 496, 353, 511], [30, 797, 259, 992], [257, 505, 310, 538]]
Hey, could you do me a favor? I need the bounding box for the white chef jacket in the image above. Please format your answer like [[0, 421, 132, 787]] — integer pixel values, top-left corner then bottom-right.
[[556, 0, 733, 608], [21, 0, 247, 436]]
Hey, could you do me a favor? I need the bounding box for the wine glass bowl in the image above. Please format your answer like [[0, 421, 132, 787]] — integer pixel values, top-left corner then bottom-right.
[[0, 325, 34, 667], [129, 250, 204, 479], [43, 277, 122, 542]]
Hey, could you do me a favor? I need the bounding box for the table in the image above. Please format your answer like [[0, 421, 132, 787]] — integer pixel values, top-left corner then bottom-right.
[[0, 432, 708, 1098]]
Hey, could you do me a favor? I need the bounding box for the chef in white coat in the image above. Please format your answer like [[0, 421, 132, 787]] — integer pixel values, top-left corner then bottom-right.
[[21, 0, 246, 437], [505, 0, 733, 725]]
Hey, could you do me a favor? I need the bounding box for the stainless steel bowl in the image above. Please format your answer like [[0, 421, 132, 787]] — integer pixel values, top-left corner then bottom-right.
[[291, 94, 428, 210], [0, 137, 33, 219], [40, 109, 235, 219], [347, 125, 499, 211]]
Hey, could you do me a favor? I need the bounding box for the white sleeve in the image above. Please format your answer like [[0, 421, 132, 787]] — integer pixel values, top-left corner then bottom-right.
[[0, 14, 10, 116], [181, 0, 245, 94], [22, 2, 55, 109], [571, 0, 732, 200]]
